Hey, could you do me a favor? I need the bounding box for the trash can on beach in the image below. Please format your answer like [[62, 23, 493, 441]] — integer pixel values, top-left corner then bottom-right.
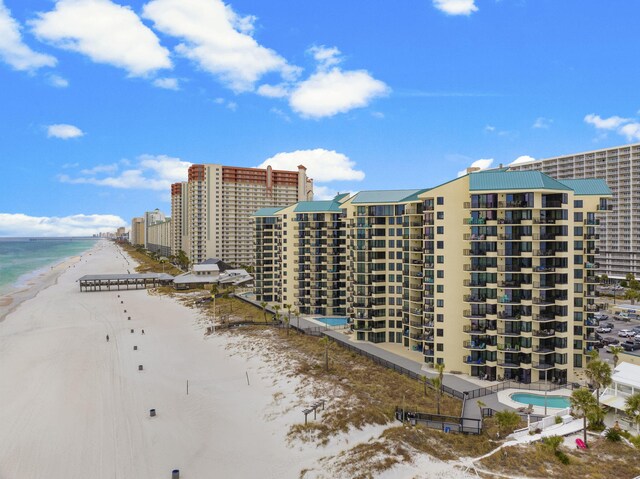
[[138, 365, 143, 371], [133, 346, 137, 350], [172, 470, 180, 479], [150, 409, 156, 417]]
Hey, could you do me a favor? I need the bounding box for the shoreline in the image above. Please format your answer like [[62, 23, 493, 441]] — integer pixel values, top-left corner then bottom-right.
[[0, 243, 98, 323]]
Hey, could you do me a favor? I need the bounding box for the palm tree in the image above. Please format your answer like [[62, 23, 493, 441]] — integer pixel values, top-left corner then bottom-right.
[[273, 304, 281, 325], [260, 301, 268, 323], [625, 392, 640, 434], [610, 346, 624, 369], [284, 304, 292, 335], [570, 388, 598, 446], [430, 363, 446, 415], [494, 410, 520, 438], [585, 354, 612, 408]]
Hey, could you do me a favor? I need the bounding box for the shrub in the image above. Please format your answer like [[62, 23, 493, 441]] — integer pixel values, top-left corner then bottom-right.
[[555, 416, 563, 425], [606, 427, 622, 442]]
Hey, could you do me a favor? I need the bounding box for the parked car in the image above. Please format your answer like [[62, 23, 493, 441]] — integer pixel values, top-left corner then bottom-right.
[[602, 337, 620, 346], [618, 329, 634, 337], [594, 313, 609, 321], [596, 326, 612, 333], [604, 322, 615, 329], [622, 341, 640, 351], [615, 312, 631, 321]]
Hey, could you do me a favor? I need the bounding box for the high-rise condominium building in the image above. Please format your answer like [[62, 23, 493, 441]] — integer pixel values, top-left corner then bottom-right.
[[146, 217, 172, 257], [254, 170, 611, 383], [173, 163, 313, 267], [509, 143, 640, 279], [130, 217, 145, 246], [171, 182, 189, 258]]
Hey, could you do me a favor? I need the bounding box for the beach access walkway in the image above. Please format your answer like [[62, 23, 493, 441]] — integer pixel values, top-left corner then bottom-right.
[[78, 273, 174, 291]]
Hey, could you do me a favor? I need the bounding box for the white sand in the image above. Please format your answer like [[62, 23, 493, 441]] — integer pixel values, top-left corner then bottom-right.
[[0, 241, 470, 479]]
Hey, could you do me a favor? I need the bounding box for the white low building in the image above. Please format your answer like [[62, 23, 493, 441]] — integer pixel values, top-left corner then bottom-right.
[[599, 362, 640, 412]]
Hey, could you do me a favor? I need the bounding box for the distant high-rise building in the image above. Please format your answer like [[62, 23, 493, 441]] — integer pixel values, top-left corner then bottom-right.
[[171, 182, 189, 258], [144, 209, 166, 248], [509, 142, 640, 279], [172, 163, 313, 267], [130, 217, 145, 246]]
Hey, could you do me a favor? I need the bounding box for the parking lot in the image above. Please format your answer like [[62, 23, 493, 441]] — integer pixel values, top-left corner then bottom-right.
[[592, 311, 640, 365]]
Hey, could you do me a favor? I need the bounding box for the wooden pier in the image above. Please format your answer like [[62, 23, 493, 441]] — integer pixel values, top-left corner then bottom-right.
[[78, 273, 174, 292]]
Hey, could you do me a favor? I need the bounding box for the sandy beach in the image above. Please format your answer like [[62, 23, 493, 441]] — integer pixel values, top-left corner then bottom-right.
[[0, 241, 471, 479]]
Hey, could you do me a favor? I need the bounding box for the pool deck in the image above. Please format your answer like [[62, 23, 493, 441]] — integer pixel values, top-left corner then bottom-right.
[[497, 388, 572, 416]]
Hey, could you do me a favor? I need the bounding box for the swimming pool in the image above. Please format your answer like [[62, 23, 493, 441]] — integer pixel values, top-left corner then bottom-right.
[[317, 317, 349, 327], [510, 392, 571, 409]]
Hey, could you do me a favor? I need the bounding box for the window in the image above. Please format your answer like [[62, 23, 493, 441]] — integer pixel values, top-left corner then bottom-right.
[[574, 212, 583, 222], [437, 285, 444, 293], [574, 354, 583, 368], [436, 328, 444, 337], [388, 297, 395, 305], [389, 240, 394, 248], [437, 196, 444, 205], [574, 227, 583, 236], [437, 314, 444, 322], [574, 283, 583, 293], [437, 299, 444, 307], [396, 320, 403, 328], [437, 343, 444, 352], [437, 270, 444, 278], [437, 226, 444, 234], [574, 255, 583, 265], [437, 241, 444, 249], [437, 255, 444, 264], [574, 269, 583, 279], [388, 286, 395, 293], [574, 200, 583, 208], [437, 212, 445, 220]]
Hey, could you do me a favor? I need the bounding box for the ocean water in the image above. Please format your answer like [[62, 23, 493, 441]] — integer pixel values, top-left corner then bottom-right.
[[0, 238, 98, 294]]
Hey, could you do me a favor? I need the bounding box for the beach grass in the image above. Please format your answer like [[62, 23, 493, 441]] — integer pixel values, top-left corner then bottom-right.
[[477, 437, 640, 478], [119, 243, 183, 276]]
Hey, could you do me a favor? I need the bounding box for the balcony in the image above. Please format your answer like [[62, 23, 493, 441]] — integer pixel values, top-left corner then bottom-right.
[[463, 355, 486, 365], [464, 340, 488, 350], [532, 362, 554, 370]]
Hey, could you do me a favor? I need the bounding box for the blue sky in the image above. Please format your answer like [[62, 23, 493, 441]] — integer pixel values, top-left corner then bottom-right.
[[0, 0, 639, 236]]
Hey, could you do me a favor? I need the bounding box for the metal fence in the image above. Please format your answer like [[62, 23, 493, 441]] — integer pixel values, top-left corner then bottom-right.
[[395, 407, 483, 435]]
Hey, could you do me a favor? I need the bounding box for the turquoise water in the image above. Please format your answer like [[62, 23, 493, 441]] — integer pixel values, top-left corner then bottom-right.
[[511, 392, 570, 408], [0, 238, 98, 293], [318, 317, 349, 326]]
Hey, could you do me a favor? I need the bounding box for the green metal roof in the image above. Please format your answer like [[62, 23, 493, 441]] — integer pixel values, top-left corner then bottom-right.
[[351, 189, 426, 204], [293, 200, 342, 212], [253, 207, 283, 217], [557, 179, 612, 196], [469, 170, 571, 191]]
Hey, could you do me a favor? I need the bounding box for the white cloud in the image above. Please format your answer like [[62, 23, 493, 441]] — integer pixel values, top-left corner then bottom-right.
[[153, 77, 179, 90], [584, 113, 640, 141], [226, 101, 237, 111], [313, 185, 338, 200], [289, 68, 388, 118], [257, 149, 365, 182], [59, 154, 191, 190], [510, 155, 536, 165], [31, 0, 171, 77], [142, 0, 298, 92], [0, 213, 125, 237], [484, 125, 496, 132], [80, 163, 118, 175], [47, 123, 84, 139], [371, 111, 385, 119], [269, 107, 291, 122], [47, 73, 69, 87], [619, 122, 640, 141], [309, 45, 342, 70], [256, 83, 289, 98], [584, 114, 630, 131], [0, 0, 57, 71], [457, 158, 493, 177], [433, 0, 478, 16], [532, 117, 552, 129]]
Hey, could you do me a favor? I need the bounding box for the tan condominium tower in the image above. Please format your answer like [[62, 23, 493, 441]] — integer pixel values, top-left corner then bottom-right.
[[171, 182, 189, 259], [174, 163, 313, 267], [509, 142, 640, 279], [254, 169, 611, 384]]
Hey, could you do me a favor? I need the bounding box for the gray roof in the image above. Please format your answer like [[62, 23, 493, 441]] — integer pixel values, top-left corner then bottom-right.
[[294, 200, 342, 213]]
